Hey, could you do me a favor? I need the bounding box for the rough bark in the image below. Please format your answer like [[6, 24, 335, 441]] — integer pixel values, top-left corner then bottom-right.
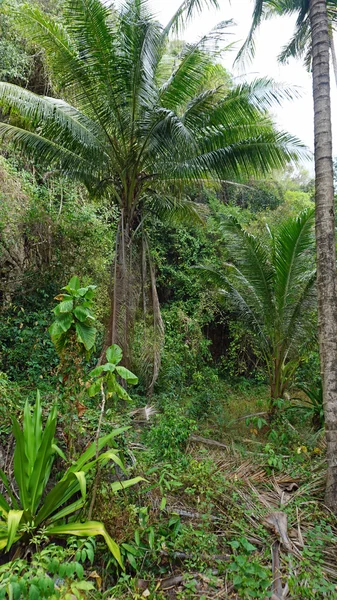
[[330, 33, 337, 88], [104, 213, 137, 368], [309, 0, 337, 510], [102, 213, 164, 393]]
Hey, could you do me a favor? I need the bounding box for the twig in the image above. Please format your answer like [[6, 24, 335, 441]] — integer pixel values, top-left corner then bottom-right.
[[230, 411, 268, 423], [88, 381, 106, 520]]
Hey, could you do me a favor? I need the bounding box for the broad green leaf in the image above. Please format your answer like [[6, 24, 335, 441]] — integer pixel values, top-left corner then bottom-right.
[[77, 287, 90, 296], [67, 276, 80, 291], [78, 285, 96, 297], [111, 476, 145, 493], [55, 313, 74, 332], [96, 450, 126, 473], [23, 399, 34, 473], [89, 365, 105, 378], [29, 411, 57, 513], [83, 288, 96, 300], [58, 299, 74, 313], [66, 428, 128, 474], [127, 552, 137, 569], [6, 510, 24, 550], [46, 521, 122, 566], [122, 543, 138, 555], [48, 321, 65, 337], [75, 322, 96, 351], [33, 391, 43, 454], [87, 379, 102, 397], [115, 366, 138, 385], [113, 382, 132, 402], [74, 306, 91, 322], [28, 584, 40, 600], [102, 363, 117, 372], [106, 345, 123, 365], [72, 581, 95, 591], [35, 472, 81, 525]]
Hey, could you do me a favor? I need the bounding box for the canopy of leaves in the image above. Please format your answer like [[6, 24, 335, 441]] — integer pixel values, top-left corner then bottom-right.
[[0, 0, 307, 228]]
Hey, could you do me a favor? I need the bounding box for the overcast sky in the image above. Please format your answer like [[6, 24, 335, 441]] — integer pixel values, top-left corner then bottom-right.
[[150, 0, 337, 170]]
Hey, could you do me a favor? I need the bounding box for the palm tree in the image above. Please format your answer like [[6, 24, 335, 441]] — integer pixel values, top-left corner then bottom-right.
[[231, 0, 337, 516], [201, 209, 316, 404], [0, 0, 304, 390]]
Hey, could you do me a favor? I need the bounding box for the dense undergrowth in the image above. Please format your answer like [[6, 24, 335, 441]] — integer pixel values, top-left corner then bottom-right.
[[0, 7, 335, 593], [0, 367, 335, 599], [1, 151, 335, 598]]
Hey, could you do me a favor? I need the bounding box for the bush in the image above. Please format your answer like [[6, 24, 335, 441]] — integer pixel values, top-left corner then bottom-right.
[[146, 405, 197, 462], [0, 538, 97, 599], [0, 300, 58, 386]]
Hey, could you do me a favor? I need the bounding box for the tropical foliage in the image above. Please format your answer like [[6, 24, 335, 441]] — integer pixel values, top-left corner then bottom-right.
[[237, 0, 337, 65], [0, 0, 306, 386], [0, 392, 141, 565], [88, 344, 138, 401], [200, 209, 316, 401], [1, 0, 337, 596], [49, 276, 97, 355]]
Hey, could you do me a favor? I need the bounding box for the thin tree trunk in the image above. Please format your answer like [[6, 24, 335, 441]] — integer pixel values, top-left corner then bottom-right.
[[146, 238, 165, 396], [309, 0, 337, 511]]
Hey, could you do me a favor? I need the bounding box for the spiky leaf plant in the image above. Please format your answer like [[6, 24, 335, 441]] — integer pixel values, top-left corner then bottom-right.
[[0, 392, 143, 565]]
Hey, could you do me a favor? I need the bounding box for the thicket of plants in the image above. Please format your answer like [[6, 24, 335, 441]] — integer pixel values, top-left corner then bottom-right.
[[0, 0, 336, 598]]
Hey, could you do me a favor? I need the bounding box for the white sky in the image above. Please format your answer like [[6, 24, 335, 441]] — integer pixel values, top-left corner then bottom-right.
[[150, 0, 337, 171]]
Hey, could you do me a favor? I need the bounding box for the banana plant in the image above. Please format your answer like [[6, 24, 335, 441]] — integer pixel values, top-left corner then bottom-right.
[[0, 393, 142, 565], [49, 275, 97, 354], [88, 345, 138, 401]]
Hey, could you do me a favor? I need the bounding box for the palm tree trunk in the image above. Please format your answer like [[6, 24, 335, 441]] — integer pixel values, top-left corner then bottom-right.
[[330, 33, 337, 88], [309, 0, 337, 511], [103, 212, 134, 368]]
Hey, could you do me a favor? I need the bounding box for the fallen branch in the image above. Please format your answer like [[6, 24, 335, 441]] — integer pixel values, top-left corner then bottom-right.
[[190, 434, 228, 449], [168, 508, 221, 521]]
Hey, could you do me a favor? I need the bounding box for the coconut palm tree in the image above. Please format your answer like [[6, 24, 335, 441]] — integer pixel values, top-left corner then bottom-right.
[[0, 0, 304, 390], [200, 208, 316, 405], [230, 0, 337, 516]]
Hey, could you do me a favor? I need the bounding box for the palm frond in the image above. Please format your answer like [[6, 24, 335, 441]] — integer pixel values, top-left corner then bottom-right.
[[17, 3, 118, 138], [0, 83, 107, 161], [219, 216, 275, 319], [145, 195, 207, 226], [163, 0, 220, 36], [236, 0, 307, 64], [274, 208, 315, 320], [196, 264, 269, 347], [278, 17, 311, 64], [159, 21, 232, 111], [281, 270, 316, 356], [0, 123, 102, 188]]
